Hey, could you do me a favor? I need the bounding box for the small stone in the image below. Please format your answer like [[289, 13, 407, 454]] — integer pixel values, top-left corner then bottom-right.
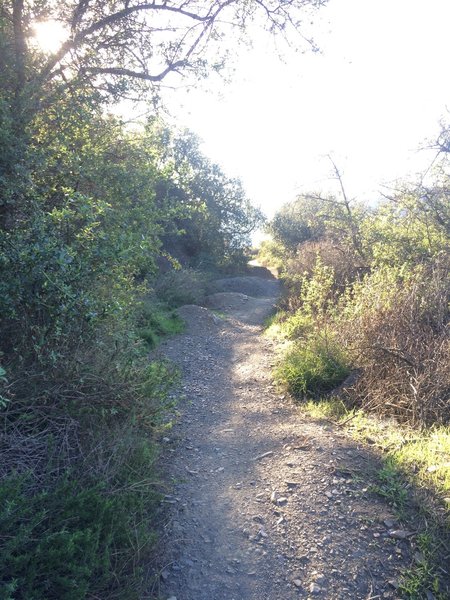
[[277, 497, 288, 505], [388, 529, 413, 540], [293, 579, 302, 588], [325, 491, 333, 499], [162, 437, 170, 443], [167, 596, 177, 600], [309, 582, 321, 594], [258, 527, 268, 538], [314, 573, 326, 585], [270, 491, 278, 504]]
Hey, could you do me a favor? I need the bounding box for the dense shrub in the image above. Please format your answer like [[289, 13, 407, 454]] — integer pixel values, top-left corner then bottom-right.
[[275, 338, 350, 398], [154, 268, 208, 307], [264, 173, 450, 426], [0, 467, 159, 599], [339, 261, 450, 425]]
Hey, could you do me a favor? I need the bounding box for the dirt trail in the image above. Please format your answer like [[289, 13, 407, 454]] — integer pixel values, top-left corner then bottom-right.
[[155, 268, 411, 600]]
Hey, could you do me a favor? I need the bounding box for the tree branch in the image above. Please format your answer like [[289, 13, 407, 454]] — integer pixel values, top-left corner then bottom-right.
[[38, 1, 235, 86], [82, 62, 186, 82]]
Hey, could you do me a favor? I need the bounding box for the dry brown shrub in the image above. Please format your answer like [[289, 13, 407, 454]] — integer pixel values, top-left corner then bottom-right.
[[341, 258, 450, 425]]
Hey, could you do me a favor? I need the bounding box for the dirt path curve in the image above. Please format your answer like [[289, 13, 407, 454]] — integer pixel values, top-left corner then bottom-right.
[[155, 267, 411, 600]]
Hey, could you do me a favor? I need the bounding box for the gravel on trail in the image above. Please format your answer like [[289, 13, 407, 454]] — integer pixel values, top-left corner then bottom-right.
[[153, 269, 413, 600]]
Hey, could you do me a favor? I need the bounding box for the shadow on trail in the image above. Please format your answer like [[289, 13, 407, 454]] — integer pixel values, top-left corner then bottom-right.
[[153, 269, 449, 599]]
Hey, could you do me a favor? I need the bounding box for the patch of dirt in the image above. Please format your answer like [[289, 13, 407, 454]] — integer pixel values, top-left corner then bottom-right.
[[153, 267, 413, 600], [207, 276, 280, 298], [203, 291, 278, 326]]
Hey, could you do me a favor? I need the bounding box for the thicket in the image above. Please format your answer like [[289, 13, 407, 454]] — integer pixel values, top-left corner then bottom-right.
[[0, 1, 270, 595], [263, 152, 450, 427]]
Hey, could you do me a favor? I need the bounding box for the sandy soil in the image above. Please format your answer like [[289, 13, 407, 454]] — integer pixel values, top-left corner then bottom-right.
[[153, 268, 412, 600]]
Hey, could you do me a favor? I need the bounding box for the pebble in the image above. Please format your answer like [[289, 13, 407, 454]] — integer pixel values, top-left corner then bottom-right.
[[258, 527, 268, 538], [309, 582, 321, 594], [293, 579, 302, 588], [388, 529, 413, 539]]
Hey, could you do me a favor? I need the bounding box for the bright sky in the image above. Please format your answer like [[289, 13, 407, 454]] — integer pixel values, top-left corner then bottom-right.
[[163, 0, 450, 219]]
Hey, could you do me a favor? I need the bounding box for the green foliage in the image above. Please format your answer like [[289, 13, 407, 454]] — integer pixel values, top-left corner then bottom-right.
[[0, 2, 322, 597], [0, 471, 158, 600], [275, 337, 350, 398], [267, 193, 367, 257], [279, 311, 314, 340], [267, 198, 314, 251], [363, 198, 449, 267], [298, 258, 335, 317], [257, 239, 287, 270], [148, 124, 265, 267], [138, 302, 184, 348], [267, 173, 450, 426], [372, 458, 409, 510], [154, 268, 208, 308], [399, 532, 447, 599]]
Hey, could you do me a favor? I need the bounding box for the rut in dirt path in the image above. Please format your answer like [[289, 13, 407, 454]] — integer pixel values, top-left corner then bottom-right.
[[155, 267, 412, 600]]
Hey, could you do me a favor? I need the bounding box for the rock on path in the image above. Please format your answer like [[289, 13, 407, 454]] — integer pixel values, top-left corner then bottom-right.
[[154, 268, 412, 600]]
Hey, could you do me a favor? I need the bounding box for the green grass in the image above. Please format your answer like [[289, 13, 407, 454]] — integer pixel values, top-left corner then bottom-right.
[[302, 398, 450, 510], [274, 340, 350, 398], [138, 302, 184, 348]]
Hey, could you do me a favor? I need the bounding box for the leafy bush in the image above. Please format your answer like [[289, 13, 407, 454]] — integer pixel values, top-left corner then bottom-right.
[[154, 268, 207, 307], [137, 301, 184, 348], [275, 338, 350, 398], [257, 239, 287, 271], [266, 180, 450, 426], [0, 473, 158, 600], [279, 312, 314, 340]]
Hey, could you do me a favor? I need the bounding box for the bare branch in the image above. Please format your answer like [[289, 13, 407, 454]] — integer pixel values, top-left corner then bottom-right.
[[82, 62, 186, 82]]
